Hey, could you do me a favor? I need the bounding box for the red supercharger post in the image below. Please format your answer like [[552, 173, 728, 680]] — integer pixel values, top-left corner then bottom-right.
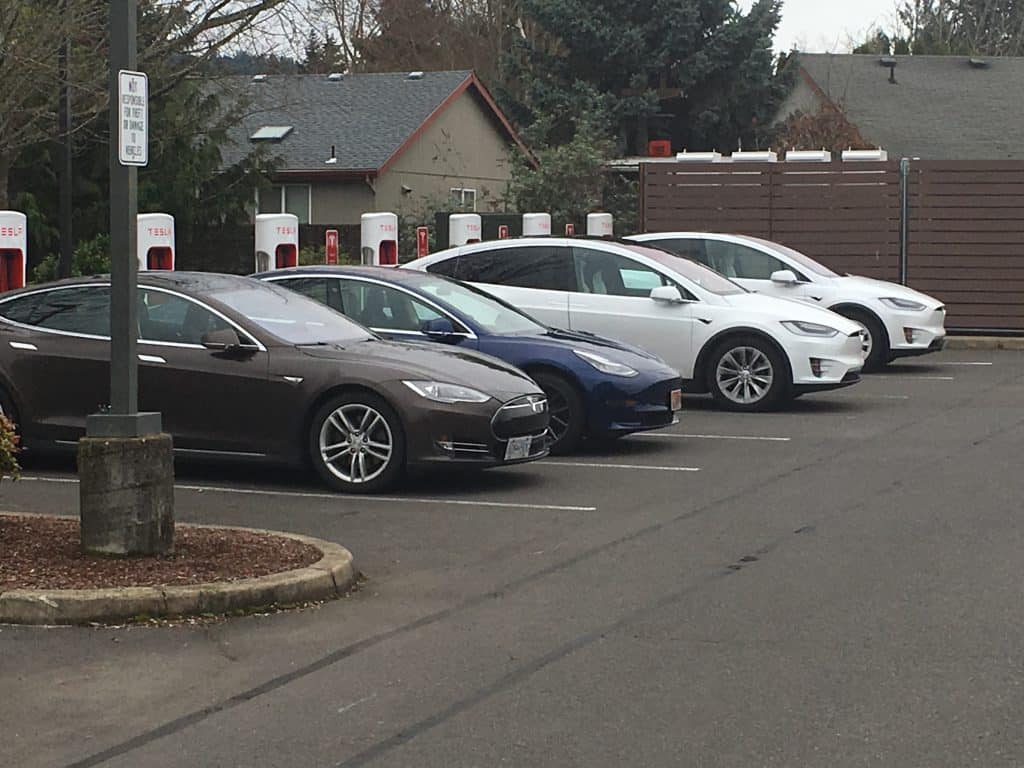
[[254, 213, 299, 273], [137, 213, 175, 271], [0, 211, 27, 293], [325, 229, 339, 265], [497, 224, 510, 239], [416, 226, 429, 258], [361, 212, 399, 266]]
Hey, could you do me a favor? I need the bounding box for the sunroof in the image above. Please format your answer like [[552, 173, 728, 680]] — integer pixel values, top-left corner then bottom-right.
[[250, 126, 293, 141]]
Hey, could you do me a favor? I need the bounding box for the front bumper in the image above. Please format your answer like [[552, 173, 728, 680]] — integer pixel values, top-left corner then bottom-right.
[[885, 306, 947, 357], [403, 393, 551, 468], [586, 376, 684, 436], [787, 331, 866, 388]]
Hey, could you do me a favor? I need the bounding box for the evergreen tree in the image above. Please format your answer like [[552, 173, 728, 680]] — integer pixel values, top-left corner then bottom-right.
[[501, 0, 791, 155]]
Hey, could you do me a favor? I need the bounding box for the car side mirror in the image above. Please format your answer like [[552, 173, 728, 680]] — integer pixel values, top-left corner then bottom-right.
[[650, 285, 686, 304], [201, 328, 257, 356], [420, 317, 457, 339], [770, 269, 799, 285]]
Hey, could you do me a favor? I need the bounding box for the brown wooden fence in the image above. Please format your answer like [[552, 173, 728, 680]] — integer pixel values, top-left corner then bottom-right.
[[642, 160, 1024, 332]]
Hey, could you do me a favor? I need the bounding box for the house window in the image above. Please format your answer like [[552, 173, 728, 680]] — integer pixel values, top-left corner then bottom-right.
[[450, 187, 477, 212], [257, 184, 311, 224]]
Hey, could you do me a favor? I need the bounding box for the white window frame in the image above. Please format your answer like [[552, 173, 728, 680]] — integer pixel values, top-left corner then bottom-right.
[[450, 187, 477, 212], [256, 184, 312, 224]]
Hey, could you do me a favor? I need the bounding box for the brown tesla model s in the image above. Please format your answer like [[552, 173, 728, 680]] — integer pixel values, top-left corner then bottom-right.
[[0, 273, 550, 492]]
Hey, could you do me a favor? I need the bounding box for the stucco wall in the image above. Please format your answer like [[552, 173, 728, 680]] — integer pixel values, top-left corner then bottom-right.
[[310, 180, 376, 226], [374, 89, 516, 214]]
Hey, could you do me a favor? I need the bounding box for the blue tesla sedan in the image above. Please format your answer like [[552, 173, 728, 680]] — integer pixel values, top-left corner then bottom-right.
[[256, 266, 683, 454]]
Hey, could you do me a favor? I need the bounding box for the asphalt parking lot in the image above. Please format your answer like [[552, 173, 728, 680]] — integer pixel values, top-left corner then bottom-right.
[[3, 348, 1024, 768]]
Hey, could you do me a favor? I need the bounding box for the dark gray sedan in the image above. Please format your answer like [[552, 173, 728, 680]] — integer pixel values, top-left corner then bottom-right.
[[0, 273, 550, 492]]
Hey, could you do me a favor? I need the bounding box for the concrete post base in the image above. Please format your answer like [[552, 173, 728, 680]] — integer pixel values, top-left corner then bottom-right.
[[78, 433, 175, 556]]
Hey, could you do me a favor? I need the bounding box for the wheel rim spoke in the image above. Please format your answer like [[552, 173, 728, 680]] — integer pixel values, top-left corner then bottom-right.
[[320, 404, 394, 484], [717, 346, 774, 404]]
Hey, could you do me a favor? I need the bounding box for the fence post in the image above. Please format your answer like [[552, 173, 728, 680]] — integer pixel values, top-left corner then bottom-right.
[[899, 157, 910, 286]]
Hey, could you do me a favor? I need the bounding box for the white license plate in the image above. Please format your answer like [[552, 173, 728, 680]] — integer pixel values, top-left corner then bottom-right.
[[670, 389, 683, 412], [504, 436, 533, 461]]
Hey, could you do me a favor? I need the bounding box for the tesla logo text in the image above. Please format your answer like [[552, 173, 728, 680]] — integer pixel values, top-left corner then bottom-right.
[[0, 226, 24, 237], [378, 224, 397, 233], [147, 227, 171, 237], [276, 226, 296, 235]]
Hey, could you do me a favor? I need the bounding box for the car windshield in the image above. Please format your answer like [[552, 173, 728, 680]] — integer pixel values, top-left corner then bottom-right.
[[622, 244, 746, 295], [740, 236, 840, 277], [413, 274, 546, 335], [209, 281, 374, 345]]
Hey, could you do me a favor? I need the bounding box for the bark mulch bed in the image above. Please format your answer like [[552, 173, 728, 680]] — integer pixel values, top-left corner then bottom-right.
[[0, 514, 321, 591]]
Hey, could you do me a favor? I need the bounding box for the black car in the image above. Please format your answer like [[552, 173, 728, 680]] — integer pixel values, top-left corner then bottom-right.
[[0, 273, 550, 492]]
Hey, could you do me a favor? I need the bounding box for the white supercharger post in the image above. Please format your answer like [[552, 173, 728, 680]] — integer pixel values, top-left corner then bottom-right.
[[586, 213, 614, 238], [449, 213, 482, 246], [522, 212, 551, 237], [137, 213, 175, 271], [360, 212, 399, 266], [0, 211, 27, 292], [254, 213, 299, 273]]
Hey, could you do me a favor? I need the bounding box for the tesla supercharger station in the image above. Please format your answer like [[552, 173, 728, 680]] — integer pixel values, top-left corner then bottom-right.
[[523, 212, 551, 237], [0, 211, 27, 293], [137, 213, 175, 271], [587, 213, 614, 238], [255, 213, 299, 273], [361, 212, 399, 266], [449, 213, 482, 246]]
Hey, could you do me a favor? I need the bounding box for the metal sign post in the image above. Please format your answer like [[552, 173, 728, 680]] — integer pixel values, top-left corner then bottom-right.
[[86, 0, 159, 438]]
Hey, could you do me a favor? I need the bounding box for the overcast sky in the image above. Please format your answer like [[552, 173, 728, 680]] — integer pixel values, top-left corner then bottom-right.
[[741, 0, 899, 52]]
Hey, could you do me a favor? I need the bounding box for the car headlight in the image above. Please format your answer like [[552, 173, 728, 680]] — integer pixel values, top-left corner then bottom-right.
[[402, 380, 492, 404], [780, 320, 840, 338], [879, 297, 927, 311], [573, 349, 639, 377]]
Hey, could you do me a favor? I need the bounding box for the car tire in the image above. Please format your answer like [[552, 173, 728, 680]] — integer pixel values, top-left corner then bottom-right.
[[308, 391, 405, 493], [706, 335, 789, 412], [531, 371, 585, 455], [835, 307, 889, 372]]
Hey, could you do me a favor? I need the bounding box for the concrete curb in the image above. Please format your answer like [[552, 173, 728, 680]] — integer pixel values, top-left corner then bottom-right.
[[945, 336, 1024, 351], [0, 521, 356, 626]]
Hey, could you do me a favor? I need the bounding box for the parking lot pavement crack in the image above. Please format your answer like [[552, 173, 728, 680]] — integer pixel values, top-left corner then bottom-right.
[[61, 361, 1023, 768]]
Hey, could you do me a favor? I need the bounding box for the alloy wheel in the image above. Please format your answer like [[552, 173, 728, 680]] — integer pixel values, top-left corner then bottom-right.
[[716, 346, 775, 405], [545, 388, 572, 444], [855, 322, 873, 358], [319, 403, 394, 484]]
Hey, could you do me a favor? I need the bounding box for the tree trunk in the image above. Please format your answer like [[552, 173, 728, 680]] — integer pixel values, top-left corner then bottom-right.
[[0, 151, 10, 210]]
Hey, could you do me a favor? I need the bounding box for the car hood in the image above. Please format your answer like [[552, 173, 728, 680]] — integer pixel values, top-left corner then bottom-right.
[[540, 328, 667, 362], [488, 330, 680, 378], [296, 339, 543, 401], [831, 275, 943, 308], [722, 292, 863, 335]]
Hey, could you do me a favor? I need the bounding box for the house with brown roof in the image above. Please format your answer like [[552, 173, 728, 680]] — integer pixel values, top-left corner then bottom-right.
[[219, 70, 532, 225], [777, 54, 1024, 159]]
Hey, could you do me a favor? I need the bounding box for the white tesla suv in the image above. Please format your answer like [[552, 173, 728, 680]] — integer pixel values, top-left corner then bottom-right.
[[405, 238, 866, 411], [629, 232, 947, 371]]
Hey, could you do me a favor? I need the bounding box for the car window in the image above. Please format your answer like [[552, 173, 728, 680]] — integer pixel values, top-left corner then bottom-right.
[[4, 286, 112, 336], [645, 238, 712, 268], [138, 289, 240, 345], [336, 279, 450, 333], [572, 247, 671, 298], [276, 277, 345, 313], [0, 291, 46, 325], [705, 240, 801, 281], [414, 275, 546, 335], [454, 246, 574, 291], [425, 257, 459, 278]]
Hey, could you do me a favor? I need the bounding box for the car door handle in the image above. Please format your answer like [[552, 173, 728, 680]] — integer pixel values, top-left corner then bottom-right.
[[9, 341, 37, 351], [138, 354, 166, 364]]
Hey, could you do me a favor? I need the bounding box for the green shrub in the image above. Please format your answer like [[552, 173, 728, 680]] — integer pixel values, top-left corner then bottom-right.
[[0, 415, 20, 482], [31, 234, 112, 283]]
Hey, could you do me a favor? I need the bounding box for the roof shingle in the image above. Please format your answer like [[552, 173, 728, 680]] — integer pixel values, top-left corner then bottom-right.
[[795, 54, 1024, 160]]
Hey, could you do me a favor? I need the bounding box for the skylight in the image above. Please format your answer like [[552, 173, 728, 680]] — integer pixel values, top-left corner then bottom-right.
[[250, 126, 293, 141]]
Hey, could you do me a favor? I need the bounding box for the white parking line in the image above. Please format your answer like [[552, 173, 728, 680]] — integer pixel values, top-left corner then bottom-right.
[[932, 362, 993, 366], [643, 433, 791, 442], [883, 375, 955, 381], [542, 462, 701, 473], [16, 476, 598, 512]]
